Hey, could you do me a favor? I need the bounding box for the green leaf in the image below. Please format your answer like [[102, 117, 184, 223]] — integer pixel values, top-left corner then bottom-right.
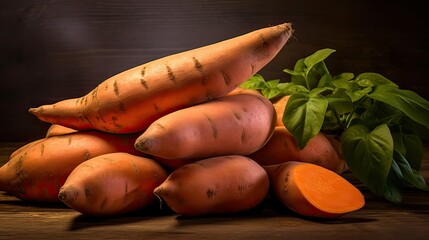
[[368, 85, 429, 128], [360, 101, 404, 128], [382, 149, 429, 204], [383, 159, 404, 203], [327, 88, 353, 115], [393, 149, 429, 191], [340, 124, 394, 195], [283, 92, 328, 148], [333, 72, 354, 82], [391, 128, 424, 170], [356, 72, 398, 88], [284, 58, 307, 87], [346, 83, 372, 102], [304, 48, 336, 73], [261, 79, 284, 99], [240, 74, 267, 90]]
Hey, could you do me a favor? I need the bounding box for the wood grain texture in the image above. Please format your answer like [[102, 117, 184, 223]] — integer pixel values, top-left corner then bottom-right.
[[0, 142, 428, 239], [1, 0, 428, 141]]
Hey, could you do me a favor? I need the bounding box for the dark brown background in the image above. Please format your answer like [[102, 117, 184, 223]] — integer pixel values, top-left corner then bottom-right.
[[1, 0, 428, 142]]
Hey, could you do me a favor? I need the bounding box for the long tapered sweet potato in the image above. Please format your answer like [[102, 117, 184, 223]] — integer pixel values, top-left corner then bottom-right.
[[247, 126, 346, 174], [0, 132, 143, 202], [29, 23, 293, 134], [264, 161, 365, 219], [58, 152, 169, 216], [134, 92, 276, 169], [153, 155, 269, 217]]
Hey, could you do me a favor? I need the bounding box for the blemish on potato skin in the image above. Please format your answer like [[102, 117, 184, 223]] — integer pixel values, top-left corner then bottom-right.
[[83, 149, 90, 161], [206, 188, 217, 199], [166, 65, 176, 84], [40, 143, 44, 157], [85, 186, 91, 198], [100, 198, 107, 210], [204, 113, 217, 139], [241, 128, 247, 144], [221, 71, 231, 85], [282, 172, 290, 194], [193, 57, 208, 85]]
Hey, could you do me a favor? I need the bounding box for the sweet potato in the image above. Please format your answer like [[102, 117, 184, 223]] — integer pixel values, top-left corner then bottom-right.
[[247, 126, 345, 174], [325, 134, 348, 173], [58, 152, 168, 216], [264, 161, 365, 219], [45, 124, 77, 138], [272, 95, 290, 127], [134, 92, 276, 169], [0, 132, 143, 202], [153, 155, 269, 217], [29, 23, 293, 134], [9, 139, 44, 160]]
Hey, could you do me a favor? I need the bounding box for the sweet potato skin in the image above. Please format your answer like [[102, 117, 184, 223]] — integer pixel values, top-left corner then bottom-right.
[[29, 23, 293, 134], [264, 161, 365, 219], [45, 124, 77, 138], [58, 153, 169, 216], [248, 126, 345, 174], [0, 132, 143, 202], [153, 155, 269, 217], [272, 95, 290, 127], [134, 93, 276, 169]]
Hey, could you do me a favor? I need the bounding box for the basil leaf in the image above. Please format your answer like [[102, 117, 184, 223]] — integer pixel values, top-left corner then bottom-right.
[[341, 124, 393, 195], [393, 149, 429, 191], [304, 48, 336, 73], [356, 72, 399, 88], [391, 128, 424, 171], [368, 85, 429, 128], [383, 159, 404, 203], [240, 74, 266, 90], [283, 92, 328, 148], [261, 79, 284, 99], [285, 58, 307, 87], [327, 88, 353, 115], [333, 72, 354, 82]]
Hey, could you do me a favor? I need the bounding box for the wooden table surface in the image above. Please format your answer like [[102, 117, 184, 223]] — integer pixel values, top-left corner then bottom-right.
[[0, 142, 428, 240]]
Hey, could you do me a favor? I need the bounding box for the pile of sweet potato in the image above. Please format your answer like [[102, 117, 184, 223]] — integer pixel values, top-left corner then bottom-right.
[[0, 23, 364, 219]]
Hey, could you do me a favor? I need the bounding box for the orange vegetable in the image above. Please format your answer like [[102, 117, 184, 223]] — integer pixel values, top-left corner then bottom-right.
[[134, 93, 276, 169], [45, 124, 77, 138], [0, 132, 142, 202], [264, 161, 365, 219], [8, 139, 44, 160], [58, 152, 168, 216], [29, 23, 293, 134], [272, 95, 290, 127], [153, 155, 269, 217], [247, 126, 345, 174]]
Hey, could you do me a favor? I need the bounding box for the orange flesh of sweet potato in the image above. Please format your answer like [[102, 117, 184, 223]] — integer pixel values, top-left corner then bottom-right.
[[264, 161, 365, 219], [28, 23, 293, 134]]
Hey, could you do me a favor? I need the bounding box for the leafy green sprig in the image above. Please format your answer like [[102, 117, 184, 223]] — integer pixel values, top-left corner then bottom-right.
[[241, 48, 429, 203]]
